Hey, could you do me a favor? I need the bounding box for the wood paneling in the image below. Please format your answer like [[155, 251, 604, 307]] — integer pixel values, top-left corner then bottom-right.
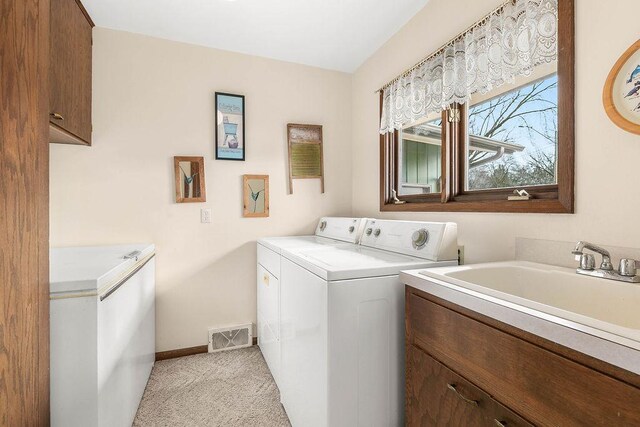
[[49, 0, 93, 145], [0, 0, 50, 424], [406, 288, 640, 426]]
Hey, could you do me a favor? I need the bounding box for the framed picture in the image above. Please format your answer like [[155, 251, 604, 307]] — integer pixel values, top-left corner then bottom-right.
[[243, 175, 269, 217], [603, 40, 640, 135], [174, 156, 206, 203], [287, 123, 324, 194], [215, 92, 245, 160]]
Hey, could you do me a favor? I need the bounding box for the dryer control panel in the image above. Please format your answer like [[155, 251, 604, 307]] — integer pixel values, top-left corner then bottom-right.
[[360, 220, 458, 261]]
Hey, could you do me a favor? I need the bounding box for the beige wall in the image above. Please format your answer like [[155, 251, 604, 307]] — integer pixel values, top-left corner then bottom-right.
[[352, 0, 640, 263], [50, 28, 352, 352], [52, 0, 639, 352]]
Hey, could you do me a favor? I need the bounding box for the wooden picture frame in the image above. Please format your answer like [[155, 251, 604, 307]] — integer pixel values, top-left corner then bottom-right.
[[174, 156, 206, 203], [243, 175, 269, 217], [215, 92, 246, 160], [287, 123, 324, 194], [603, 40, 640, 135]]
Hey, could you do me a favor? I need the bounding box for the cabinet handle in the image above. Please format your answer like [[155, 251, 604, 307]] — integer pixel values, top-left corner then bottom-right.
[[50, 112, 64, 121], [494, 420, 507, 427], [446, 383, 479, 406]]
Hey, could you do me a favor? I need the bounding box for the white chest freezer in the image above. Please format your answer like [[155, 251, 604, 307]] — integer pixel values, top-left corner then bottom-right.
[[50, 244, 156, 427]]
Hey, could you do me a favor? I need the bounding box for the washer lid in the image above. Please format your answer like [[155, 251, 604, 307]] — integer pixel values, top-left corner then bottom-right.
[[50, 243, 155, 295], [258, 235, 349, 254], [281, 244, 453, 281]]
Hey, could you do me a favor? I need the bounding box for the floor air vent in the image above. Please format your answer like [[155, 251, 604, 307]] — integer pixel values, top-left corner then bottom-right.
[[208, 324, 253, 353]]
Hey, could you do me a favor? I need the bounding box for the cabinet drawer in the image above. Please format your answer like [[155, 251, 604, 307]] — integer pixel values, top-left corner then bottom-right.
[[257, 243, 280, 279], [407, 345, 532, 427], [407, 290, 640, 426]]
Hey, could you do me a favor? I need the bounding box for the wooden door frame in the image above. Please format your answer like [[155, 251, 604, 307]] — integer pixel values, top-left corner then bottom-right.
[[0, 0, 50, 424]]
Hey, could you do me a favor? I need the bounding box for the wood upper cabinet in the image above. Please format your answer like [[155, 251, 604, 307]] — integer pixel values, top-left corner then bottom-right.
[[49, 0, 94, 145], [405, 287, 640, 426]]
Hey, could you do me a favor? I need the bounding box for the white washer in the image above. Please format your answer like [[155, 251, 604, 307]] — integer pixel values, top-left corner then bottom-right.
[[278, 219, 458, 427], [257, 218, 369, 389]]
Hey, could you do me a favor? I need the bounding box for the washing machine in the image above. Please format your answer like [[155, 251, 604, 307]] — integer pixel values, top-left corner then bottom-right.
[[256, 217, 369, 388], [278, 219, 458, 427]]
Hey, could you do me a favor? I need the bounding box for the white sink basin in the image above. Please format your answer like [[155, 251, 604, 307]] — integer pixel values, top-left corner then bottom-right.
[[417, 260, 640, 349]]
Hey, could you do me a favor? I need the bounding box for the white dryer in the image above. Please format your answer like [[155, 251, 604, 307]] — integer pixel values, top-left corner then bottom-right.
[[256, 217, 369, 388], [278, 219, 458, 427]]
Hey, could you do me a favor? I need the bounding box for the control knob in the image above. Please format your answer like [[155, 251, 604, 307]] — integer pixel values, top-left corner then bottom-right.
[[412, 229, 429, 249], [365, 228, 373, 236], [319, 220, 327, 231], [374, 229, 381, 237]]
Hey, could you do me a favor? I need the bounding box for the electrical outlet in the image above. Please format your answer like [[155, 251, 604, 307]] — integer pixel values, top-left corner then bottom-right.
[[457, 245, 465, 265], [201, 208, 212, 223]]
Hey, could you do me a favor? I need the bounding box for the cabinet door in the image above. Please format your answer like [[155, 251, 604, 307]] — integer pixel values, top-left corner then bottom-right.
[[50, 0, 93, 144], [407, 345, 532, 427], [407, 291, 640, 426], [257, 264, 280, 340]]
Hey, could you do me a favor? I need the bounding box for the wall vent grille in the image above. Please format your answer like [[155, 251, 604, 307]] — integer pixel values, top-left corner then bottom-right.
[[208, 324, 253, 353]]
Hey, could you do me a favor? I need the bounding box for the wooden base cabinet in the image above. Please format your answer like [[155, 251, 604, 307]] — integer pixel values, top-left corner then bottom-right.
[[405, 287, 640, 426]]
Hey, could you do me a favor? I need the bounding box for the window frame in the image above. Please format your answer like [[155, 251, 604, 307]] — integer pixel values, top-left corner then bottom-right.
[[380, 0, 574, 214]]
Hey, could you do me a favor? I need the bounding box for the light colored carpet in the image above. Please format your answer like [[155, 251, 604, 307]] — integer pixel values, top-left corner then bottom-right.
[[133, 346, 291, 427]]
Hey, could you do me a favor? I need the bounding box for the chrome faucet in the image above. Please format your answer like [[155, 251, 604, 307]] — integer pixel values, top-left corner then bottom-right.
[[572, 241, 613, 270], [572, 241, 640, 283]]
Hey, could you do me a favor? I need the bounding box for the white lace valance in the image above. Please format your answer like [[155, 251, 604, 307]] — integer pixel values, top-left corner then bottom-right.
[[379, 0, 558, 134]]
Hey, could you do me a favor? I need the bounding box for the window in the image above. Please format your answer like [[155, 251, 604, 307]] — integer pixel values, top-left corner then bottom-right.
[[465, 73, 558, 191], [399, 113, 442, 196], [380, 1, 574, 213]]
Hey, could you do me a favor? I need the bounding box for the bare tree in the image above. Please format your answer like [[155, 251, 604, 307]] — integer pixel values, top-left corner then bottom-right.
[[467, 76, 558, 189]]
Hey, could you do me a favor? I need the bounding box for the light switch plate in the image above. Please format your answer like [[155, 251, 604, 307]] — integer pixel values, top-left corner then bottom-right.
[[201, 208, 212, 223]]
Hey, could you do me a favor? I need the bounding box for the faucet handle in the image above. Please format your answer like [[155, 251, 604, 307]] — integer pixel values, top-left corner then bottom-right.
[[579, 254, 595, 271], [619, 259, 639, 277]]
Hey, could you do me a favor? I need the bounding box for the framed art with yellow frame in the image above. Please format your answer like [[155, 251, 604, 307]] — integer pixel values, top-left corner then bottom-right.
[[603, 39, 640, 135], [243, 174, 269, 217]]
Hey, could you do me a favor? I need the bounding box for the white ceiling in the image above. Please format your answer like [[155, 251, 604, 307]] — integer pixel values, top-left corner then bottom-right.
[[83, 0, 429, 72]]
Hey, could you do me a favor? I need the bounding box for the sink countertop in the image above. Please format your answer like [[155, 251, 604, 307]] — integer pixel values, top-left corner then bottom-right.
[[401, 266, 640, 376]]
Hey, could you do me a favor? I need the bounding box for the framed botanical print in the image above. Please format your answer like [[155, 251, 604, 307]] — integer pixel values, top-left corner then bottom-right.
[[243, 175, 269, 217], [215, 92, 245, 160], [174, 156, 206, 203]]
